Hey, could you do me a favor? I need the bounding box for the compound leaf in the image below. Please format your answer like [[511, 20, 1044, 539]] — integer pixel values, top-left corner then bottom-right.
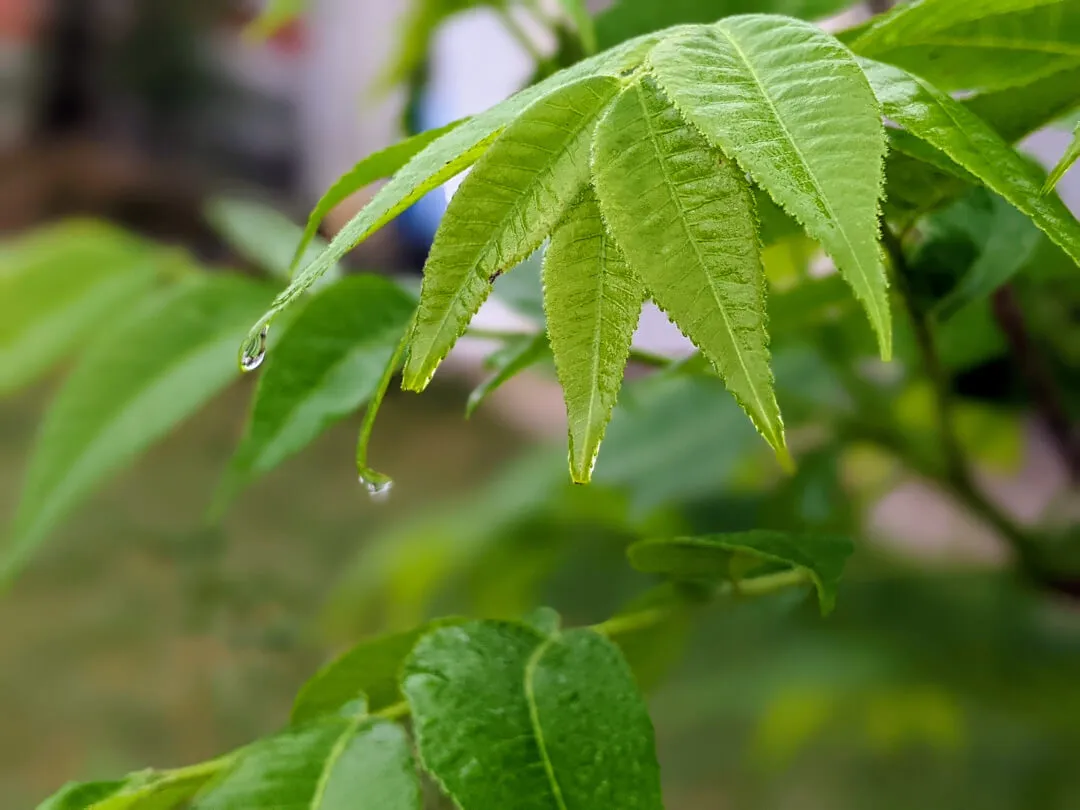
[[403, 76, 621, 390], [593, 77, 786, 460], [650, 15, 891, 358], [403, 621, 663, 810], [544, 187, 644, 483]]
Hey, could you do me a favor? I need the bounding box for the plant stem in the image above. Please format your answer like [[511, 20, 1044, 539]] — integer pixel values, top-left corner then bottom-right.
[[356, 328, 409, 478], [496, 8, 547, 66], [464, 327, 672, 369], [377, 701, 410, 722], [880, 228, 1043, 572]]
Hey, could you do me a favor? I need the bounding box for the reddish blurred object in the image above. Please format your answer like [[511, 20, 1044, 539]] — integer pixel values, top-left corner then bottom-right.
[[225, 6, 309, 57], [0, 0, 42, 41]]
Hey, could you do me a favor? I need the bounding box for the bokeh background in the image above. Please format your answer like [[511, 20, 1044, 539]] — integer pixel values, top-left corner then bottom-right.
[[2, 1, 1079, 808]]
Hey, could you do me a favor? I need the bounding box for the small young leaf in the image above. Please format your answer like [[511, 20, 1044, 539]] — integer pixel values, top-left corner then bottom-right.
[[0, 221, 157, 397], [290, 119, 466, 271], [466, 332, 551, 417], [544, 188, 644, 483], [593, 78, 786, 460], [649, 15, 891, 358], [219, 276, 415, 508], [195, 715, 420, 810], [205, 196, 336, 282], [403, 621, 663, 810], [629, 531, 854, 614], [1044, 124, 1080, 192], [403, 76, 621, 391], [292, 618, 465, 725], [861, 58, 1080, 271], [2, 276, 274, 589]]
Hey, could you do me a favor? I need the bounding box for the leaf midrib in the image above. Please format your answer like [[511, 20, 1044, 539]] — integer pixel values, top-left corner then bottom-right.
[[310, 715, 366, 810], [911, 35, 1080, 56], [712, 22, 880, 335], [631, 81, 774, 444], [524, 636, 569, 810]]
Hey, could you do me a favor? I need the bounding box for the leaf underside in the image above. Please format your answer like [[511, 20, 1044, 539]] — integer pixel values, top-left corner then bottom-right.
[[649, 15, 892, 359], [592, 77, 786, 457], [544, 187, 645, 483]]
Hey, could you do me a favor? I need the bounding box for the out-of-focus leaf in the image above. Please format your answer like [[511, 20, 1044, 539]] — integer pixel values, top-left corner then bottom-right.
[[292, 618, 465, 725], [557, 0, 597, 53], [37, 763, 220, 810], [628, 531, 855, 614], [246, 0, 308, 38], [219, 276, 414, 507], [849, 0, 1080, 93], [491, 249, 545, 321], [594, 0, 858, 49], [1045, 124, 1080, 191], [607, 584, 702, 692], [290, 119, 466, 272], [466, 332, 551, 417], [195, 711, 420, 810], [37, 781, 127, 810], [2, 276, 274, 589], [205, 196, 337, 283], [650, 16, 891, 358], [0, 221, 158, 397], [403, 620, 663, 809]]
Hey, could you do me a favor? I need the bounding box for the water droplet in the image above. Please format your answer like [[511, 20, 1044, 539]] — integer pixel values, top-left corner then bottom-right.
[[358, 468, 394, 501], [241, 324, 270, 372]]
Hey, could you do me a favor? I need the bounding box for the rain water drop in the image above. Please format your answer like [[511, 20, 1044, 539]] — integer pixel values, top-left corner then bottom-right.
[[358, 469, 394, 501], [240, 324, 270, 372]]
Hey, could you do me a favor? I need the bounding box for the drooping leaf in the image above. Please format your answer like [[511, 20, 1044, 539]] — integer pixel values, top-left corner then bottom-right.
[[205, 196, 336, 283], [403, 620, 663, 810], [0, 221, 158, 397], [848, 0, 1080, 92], [466, 332, 551, 417], [290, 119, 466, 271], [543, 188, 644, 483], [557, 0, 597, 53], [194, 713, 420, 810], [292, 618, 466, 725], [403, 76, 621, 391], [244, 31, 664, 346], [649, 15, 891, 358], [37, 763, 223, 810], [2, 276, 274, 589], [593, 77, 786, 460], [861, 58, 1080, 272], [1044, 123, 1080, 191], [219, 276, 415, 509], [628, 530, 855, 614]]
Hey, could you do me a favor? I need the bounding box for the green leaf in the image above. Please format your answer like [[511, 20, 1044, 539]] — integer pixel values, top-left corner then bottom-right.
[[544, 188, 644, 483], [219, 276, 414, 508], [292, 618, 465, 725], [1044, 123, 1080, 191], [849, 0, 1080, 92], [290, 119, 466, 272], [194, 714, 420, 810], [244, 32, 663, 347], [628, 530, 854, 614], [37, 781, 127, 810], [205, 196, 336, 283], [466, 332, 551, 417], [403, 621, 663, 810], [593, 77, 787, 460], [2, 276, 274, 589], [403, 76, 621, 391], [935, 191, 1043, 319], [0, 221, 158, 397], [860, 58, 1080, 273], [558, 0, 597, 53], [650, 15, 891, 358], [246, 0, 307, 38], [37, 762, 223, 810], [491, 249, 545, 321]]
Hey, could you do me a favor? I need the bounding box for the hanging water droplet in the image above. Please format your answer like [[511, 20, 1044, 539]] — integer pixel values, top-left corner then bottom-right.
[[240, 324, 270, 372], [358, 468, 394, 501]]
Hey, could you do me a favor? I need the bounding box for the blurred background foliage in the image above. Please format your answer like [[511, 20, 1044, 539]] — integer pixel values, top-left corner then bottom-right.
[[2, 0, 1079, 808]]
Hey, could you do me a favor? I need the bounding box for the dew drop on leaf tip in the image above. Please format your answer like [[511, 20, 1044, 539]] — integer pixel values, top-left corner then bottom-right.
[[240, 324, 270, 372], [358, 469, 394, 501]]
